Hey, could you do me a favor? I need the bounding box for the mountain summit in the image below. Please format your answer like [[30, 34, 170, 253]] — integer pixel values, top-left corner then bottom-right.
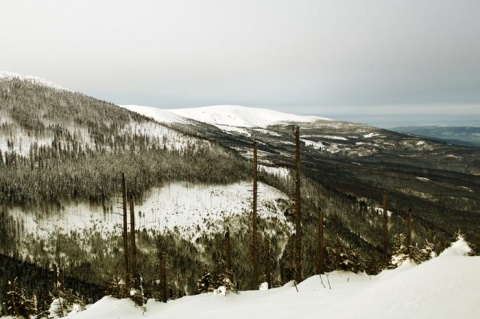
[[121, 104, 331, 129]]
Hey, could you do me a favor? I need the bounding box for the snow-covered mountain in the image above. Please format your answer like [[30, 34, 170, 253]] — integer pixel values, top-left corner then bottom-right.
[[167, 105, 331, 128], [120, 104, 332, 136]]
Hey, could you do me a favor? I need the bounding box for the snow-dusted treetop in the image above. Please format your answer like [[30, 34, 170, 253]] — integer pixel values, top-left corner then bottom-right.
[[0, 70, 72, 92]]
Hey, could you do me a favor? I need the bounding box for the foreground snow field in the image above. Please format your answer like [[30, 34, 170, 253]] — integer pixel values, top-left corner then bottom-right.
[[45, 239, 479, 319]]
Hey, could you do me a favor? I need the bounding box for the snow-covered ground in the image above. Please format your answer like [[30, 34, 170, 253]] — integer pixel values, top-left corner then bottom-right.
[[43, 238, 480, 319], [11, 181, 291, 245]]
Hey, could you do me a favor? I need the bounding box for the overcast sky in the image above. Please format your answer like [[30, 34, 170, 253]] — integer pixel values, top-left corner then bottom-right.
[[1, 0, 479, 128]]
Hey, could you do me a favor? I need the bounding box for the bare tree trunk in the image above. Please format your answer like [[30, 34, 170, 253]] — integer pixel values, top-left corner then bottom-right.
[[122, 173, 130, 291], [159, 252, 167, 303], [53, 264, 58, 291], [427, 228, 433, 244], [407, 208, 412, 250], [130, 195, 138, 289], [59, 267, 65, 291], [382, 192, 388, 257], [294, 126, 302, 283], [252, 142, 259, 288], [317, 208, 324, 274], [265, 238, 271, 289], [225, 228, 232, 273]]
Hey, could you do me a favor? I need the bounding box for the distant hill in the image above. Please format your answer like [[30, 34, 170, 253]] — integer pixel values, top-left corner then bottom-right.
[[391, 126, 480, 147]]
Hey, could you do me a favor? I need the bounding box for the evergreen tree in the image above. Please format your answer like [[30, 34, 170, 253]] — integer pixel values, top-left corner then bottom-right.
[[196, 272, 215, 294], [390, 234, 435, 267], [3, 278, 37, 318]]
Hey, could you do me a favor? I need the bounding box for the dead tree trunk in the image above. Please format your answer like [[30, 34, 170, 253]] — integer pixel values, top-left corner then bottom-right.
[[317, 208, 324, 274], [130, 195, 138, 289], [53, 264, 58, 291], [59, 267, 65, 291], [294, 126, 302, 283], [252, 142, 259, 288], [264, 238, 271, 289], [225, 228, 232, 273], [122, 173, 130, 291], [159, 252, 167, 303], [407, 208, 412, 250], [382, 192, 388, 257], [427, 228, 433, 244]]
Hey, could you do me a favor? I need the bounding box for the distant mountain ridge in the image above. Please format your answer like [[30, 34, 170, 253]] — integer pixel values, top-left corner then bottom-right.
[[120, 104, 331, 129], [391, 125, 480, 147]]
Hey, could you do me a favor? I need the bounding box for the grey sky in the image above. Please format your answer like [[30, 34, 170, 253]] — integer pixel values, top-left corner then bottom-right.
[[1, 0, 480, 127]]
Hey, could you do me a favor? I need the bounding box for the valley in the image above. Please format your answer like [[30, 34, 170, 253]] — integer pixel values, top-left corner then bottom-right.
[[1, 74, 479, 315]]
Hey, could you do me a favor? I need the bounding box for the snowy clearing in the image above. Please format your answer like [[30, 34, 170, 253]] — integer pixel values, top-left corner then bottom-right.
[[10, 181, 291, 244]]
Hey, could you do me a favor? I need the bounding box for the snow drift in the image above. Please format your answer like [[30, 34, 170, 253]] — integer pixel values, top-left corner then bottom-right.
[[62, 238, 479, 319]]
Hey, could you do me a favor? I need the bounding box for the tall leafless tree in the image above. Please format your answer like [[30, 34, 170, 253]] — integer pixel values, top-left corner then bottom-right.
[[225, 228, 232, 273], [407, 208, 413, 251], [294, 126, 302, 283], [252, 142, 259, 288], [317, 208, 324, 274], [382, 192, 388, 257], [159, 252, 167, 303], [122, 173, 130, 291], [264, 238, 271, 289], [130, 195, 138, 289]]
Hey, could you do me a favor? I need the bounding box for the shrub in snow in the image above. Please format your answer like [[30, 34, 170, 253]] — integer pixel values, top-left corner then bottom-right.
[[196, 272, 215, 294], [196, 271, 238, 295], [390, 234, 434, 268], [441, 233, 475, 257], [49, 289, 85, 318], [105, 274, 130, 299], [325, 244, 367, 273], [3, 278, 36, 319], [129, 287, 146, 307], [216, 271, 239, 295], [104, 274, 145, 306]]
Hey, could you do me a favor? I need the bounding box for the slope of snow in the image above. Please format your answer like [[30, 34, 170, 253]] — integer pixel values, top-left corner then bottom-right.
[[0, 71, 72, 92], [11, 181, 291, 245], [63, 238, 480, 319], [120, 105, 186, 124], [168, 105, 332, 128]]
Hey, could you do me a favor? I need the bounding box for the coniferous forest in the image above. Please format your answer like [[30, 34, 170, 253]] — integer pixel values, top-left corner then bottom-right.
[[1, 77, 479, 317]]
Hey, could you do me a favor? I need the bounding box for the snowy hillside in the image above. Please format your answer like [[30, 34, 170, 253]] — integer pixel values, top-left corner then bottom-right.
[[120, 104, 187, 124], [10, 181, 291, 259], [50, 238, 480, 319], [0, 71, 72, 92]]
